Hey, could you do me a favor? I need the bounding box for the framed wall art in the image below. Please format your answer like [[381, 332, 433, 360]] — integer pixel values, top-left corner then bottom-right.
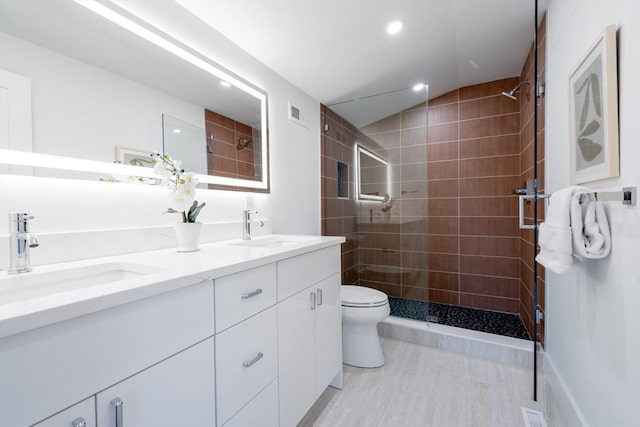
[[569, 24, 619, 184]]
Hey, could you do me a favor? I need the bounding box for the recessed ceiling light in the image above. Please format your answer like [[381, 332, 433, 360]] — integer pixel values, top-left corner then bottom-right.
[[172, 128, 182, 134], [386, 20, 403, 35], [413, 83, 426, 91], [220, 80, 232, 88]]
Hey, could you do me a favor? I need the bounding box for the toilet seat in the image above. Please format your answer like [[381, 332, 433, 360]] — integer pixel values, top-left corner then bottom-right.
[[341, 285, 389, 308]]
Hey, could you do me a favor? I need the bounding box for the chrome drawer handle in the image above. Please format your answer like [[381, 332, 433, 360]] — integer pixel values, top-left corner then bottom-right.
[[310, 291, 316, 310], [111, 397, 123, 427], [242, 352, 264, 368], [241, 288, 263, 299], [316, 288, 323, 306], [72, 417, 87, 427]]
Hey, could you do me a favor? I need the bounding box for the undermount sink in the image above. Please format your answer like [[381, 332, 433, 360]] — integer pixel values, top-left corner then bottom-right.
[[230, 235, 318, 249], [0, 262, 161, 305]]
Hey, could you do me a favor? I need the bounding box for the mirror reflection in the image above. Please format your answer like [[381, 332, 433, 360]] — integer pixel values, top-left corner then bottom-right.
[[0, 1, 268, 191], [356, 145, 389, 201]]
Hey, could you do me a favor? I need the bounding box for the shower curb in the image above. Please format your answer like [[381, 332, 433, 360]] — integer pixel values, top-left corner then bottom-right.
[[379, 316, 537, 369]]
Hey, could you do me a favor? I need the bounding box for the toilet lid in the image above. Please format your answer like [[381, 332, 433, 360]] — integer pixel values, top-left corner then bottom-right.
[[341, 285, 388, 307]]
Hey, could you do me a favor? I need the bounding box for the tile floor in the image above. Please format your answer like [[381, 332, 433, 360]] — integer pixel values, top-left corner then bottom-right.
[[300, 337, 544, 427]]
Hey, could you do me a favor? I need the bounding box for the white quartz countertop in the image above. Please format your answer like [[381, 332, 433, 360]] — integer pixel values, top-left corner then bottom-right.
[[0, 234, 345, 339]]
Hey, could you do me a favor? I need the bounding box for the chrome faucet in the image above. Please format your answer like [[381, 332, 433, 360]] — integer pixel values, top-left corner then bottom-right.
[[242, 209, 264, 240], [9, 213, 39, 274]]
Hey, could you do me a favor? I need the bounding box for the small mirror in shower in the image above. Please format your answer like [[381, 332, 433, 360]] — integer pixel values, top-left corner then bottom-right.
[[337, 161, 349, 199]]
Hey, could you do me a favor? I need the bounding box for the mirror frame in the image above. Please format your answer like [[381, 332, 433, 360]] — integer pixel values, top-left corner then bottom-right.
[[0, 0, 270, 191], [355, 144, 390, 201]]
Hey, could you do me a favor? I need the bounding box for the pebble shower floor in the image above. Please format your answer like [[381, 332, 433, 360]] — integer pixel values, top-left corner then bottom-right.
[[388, 297, 531, 340]]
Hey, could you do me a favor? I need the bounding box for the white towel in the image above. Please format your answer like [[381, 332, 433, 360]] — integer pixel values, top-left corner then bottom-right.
[[535, 186, 611, 274], [571, 192, 611, 259], [536, 187, 580, 274]]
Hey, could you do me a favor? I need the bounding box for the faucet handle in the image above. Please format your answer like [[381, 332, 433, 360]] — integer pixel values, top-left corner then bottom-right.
[[9, 213, 34, 223]]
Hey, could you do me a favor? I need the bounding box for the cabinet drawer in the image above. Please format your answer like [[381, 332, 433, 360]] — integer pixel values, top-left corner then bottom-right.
[[96, 337, 215, 427], [33, 397, 96, 427], [223, 379, 279, 427], [215, 306, 278, 426], [278, 246, 340, 301], [215, 263, 277, 333], [0, 281, 214, 427]]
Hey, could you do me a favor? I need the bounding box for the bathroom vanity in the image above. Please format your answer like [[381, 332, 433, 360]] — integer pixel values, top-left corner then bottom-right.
[[0, 235, 344, 427]]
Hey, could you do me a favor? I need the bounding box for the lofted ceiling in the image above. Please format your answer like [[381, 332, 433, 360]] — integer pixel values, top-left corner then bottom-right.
[[177, 0, 550, 109]]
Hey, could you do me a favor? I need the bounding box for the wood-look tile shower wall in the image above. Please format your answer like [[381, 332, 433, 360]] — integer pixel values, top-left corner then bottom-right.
[[322, 58, 544, 319], [426, 78, 522, 313]]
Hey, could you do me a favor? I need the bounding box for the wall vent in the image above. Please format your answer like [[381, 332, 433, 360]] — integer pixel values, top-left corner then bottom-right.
[[288, 101, 307, 128]]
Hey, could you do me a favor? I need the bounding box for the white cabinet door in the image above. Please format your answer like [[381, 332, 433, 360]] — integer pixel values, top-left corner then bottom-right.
[[96, 337, 215, 427], [277, 286, 316, 427], [314, 274, 342, 397], [33, 397, 95, 427]]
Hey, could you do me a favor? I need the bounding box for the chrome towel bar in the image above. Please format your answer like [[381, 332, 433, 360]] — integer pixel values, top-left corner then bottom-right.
[[517, 186, 636, 230]]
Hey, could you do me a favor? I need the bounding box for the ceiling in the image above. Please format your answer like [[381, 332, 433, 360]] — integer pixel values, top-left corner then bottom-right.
[[177, 0, 550, 110]]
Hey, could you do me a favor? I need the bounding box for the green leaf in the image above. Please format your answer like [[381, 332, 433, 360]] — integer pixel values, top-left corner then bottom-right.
[[186, 201, 206, 223], [579, 79, 590, 130], [590, 73, 602, 117], [579, 119, 600, 137], [163, 208, 181, 215], [576, 74, 591, 94], [578, 137, 603, 161]]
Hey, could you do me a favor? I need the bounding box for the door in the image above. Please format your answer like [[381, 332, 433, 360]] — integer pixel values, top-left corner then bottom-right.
[[314, 273, 342, 397], [96, 337, 215, 427], [33, 397, 96, 427], [277, 286, 316, 427]]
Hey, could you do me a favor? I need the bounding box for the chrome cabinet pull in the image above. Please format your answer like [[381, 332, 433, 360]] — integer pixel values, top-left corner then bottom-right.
[[310, 291, 316, 310], [316, 288, 323, 306], [72, 417, 87, 427], [242, 352, 264, 368], [111, 397, 123, 427], [241, 288, 263, 299]]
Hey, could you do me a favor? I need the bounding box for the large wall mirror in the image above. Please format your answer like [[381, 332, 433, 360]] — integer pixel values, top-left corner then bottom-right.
[[0, 0, 269, 191]]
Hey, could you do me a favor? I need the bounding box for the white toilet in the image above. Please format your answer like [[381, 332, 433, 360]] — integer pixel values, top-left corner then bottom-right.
[[341, 285, 390, 368]]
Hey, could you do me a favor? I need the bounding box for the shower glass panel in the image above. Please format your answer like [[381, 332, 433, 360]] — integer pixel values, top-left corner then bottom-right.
[[322, 86, 430, 322]]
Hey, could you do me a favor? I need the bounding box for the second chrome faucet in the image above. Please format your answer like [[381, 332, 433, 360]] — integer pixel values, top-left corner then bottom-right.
[[242, 209, 264, 240], [9, 213, 39, 274]]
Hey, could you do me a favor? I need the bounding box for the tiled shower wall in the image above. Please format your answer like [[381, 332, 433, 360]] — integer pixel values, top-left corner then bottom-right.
[[322, 69, 544, 318], [205, 108, 264, 192], [357, 105, 429, 300], [426, 78, 522, 313], [320, 105, 359, 285], [320, 103, 429, 299], [519, 15, 546, 342]]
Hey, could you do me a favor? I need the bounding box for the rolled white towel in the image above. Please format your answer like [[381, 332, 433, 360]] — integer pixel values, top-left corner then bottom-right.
[[571, 192, 611, 259]]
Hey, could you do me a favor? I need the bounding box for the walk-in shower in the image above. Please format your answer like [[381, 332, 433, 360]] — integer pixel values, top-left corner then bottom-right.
[[321, 78, 534, 340]]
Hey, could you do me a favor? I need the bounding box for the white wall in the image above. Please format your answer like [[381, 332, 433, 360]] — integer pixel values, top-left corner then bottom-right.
[[545, 2, 640, 426], [0, 31, 203, 164], [0, 0, 321, 263]]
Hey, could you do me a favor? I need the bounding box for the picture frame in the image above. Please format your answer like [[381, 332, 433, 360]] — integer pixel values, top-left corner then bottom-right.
[[115, 145, 154, 167], [113, 145, 156, 184], [569, 24, 619, 184]]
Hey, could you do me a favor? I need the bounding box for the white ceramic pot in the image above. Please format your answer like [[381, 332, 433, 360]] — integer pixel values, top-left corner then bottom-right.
[[174, 222, 202, 252]]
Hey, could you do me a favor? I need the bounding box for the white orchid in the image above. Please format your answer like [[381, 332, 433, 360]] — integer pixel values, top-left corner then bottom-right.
[[151, 152, 206, 223]]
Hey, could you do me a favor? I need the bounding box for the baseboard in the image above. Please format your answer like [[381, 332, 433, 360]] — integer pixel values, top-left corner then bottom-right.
[[542, 352, 588, 427]]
